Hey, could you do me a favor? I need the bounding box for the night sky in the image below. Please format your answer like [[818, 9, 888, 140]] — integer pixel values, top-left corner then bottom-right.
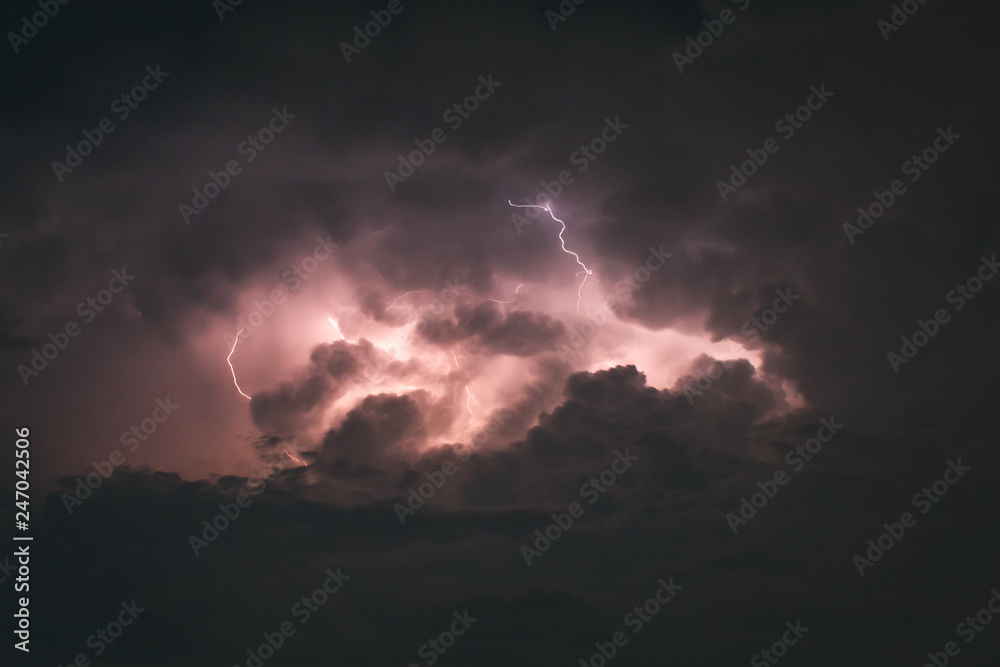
[[3, 0, 1000, 665]]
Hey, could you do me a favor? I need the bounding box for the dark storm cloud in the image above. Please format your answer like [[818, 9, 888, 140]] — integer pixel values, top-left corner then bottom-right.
[[5, 0, 1000, 665], [2, 0, 996, 363], [417, 302, 567, 356], [0, 0, 797, 339], [300, 362, 777, 513], [566, 0, 1000, 434], [320, 392, 426, 465], [31, 361, 771, 663], [34, 352, 998, 666], [249, 339, 380, 433]]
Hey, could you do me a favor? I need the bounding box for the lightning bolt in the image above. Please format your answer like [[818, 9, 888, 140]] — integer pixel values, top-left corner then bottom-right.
[[509, 201, 593, 313], [227, 329, 252, 400], [284, 448, 307, 466], [386, 290, 420, 311], [451, 348, 478, 417], [445, 282, 525, 307], [475, 283, 524, 305], [465, 385, 479, 416], [329, 317, 346, 340]]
